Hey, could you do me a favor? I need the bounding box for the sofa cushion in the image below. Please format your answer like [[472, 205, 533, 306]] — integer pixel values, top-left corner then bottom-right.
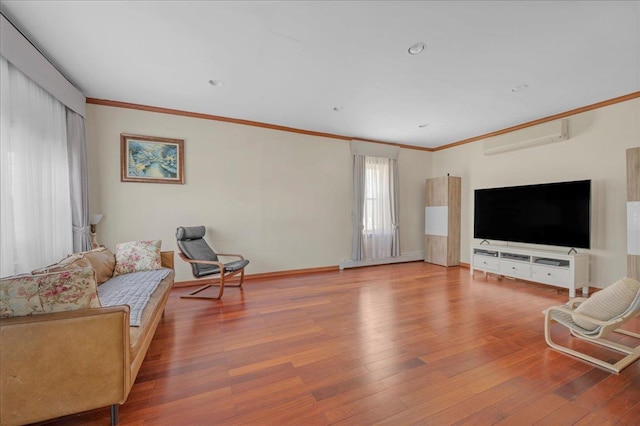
[[98, 269, 171, 326], [113, 240, 162, 276], [83, 247, 116, 284], [128, 270, 174, 364], [38, 268, 102, 313], [31, 247, 115, 285], [31, 254, 92, 275], [573, 277, 640, 330], [0, 268, 101, 318], [0, 274, 43, 317]]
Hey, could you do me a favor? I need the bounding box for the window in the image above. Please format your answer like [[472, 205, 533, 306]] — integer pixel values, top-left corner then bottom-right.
[[352, 151, 400, 261], [362, 156, 394, 258], [0, 55, 73, 276]]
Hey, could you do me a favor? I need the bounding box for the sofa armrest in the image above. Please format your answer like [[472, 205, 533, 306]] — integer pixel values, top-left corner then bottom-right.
[[0, 306, 131, 426], [161, 250, 174, 269]]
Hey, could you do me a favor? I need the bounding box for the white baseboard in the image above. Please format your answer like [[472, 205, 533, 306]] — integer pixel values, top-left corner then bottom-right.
[[339, 251, 424, 270]]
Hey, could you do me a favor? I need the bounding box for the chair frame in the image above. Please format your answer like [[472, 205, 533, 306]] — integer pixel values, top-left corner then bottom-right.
[[178, 252, 246, 300], [544, 296, 640, 373]]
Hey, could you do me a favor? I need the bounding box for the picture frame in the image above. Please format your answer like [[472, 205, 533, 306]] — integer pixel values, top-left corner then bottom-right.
[[120, 133, 185, 184]]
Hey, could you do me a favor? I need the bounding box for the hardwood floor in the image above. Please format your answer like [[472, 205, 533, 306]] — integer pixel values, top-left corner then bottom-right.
[[41, 262, 639, 425]]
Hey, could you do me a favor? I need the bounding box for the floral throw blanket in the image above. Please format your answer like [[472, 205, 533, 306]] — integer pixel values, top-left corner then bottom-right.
[[98, 269, 170, 326]]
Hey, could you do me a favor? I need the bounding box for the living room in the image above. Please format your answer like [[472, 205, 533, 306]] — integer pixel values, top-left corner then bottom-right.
[[1, 1, 639, 425]]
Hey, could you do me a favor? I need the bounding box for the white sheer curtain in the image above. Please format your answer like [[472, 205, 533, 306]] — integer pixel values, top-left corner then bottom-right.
[[0, 55, 73, 276], [362, 156, 394, 259], [389, 158, 400, 257]]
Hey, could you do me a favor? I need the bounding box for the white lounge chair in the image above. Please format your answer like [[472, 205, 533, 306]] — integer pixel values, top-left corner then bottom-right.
[[543, 277, 640, 373]]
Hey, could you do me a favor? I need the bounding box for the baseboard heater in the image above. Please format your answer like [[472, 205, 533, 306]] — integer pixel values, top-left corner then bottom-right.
[[340, 252, 424, 269]]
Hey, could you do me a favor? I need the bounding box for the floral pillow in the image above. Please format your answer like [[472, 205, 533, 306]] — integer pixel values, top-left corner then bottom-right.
[[0, 274, 42, 318], [31, 253, 92, 274], [38, 268, 101, 313], [113, 240, 162, 276], [0, 268, 100, 318], [32, 248, 116, 285]]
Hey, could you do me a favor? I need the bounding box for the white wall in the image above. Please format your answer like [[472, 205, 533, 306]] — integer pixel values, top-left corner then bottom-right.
[[86, 104, 432, 282], [432, 98, 640, 287], [86, 98, 638, 286]]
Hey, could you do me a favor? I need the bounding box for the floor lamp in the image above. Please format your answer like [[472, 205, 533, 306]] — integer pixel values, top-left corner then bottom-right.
[[90, 214, 103, 249]]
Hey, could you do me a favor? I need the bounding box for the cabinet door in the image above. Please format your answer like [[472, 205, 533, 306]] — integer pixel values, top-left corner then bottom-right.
[[425, 235, 448, 266]]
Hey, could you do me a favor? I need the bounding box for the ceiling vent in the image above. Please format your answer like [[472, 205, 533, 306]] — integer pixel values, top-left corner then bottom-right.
[[483, 119, 569, 155]]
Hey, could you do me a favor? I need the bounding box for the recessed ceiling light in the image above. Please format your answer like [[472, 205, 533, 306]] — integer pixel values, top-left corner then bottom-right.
[[333, 106, 343, 111], [408, 42, 427, 55], [511, 83, 529, 93], [208, 80, 224, 87], [418, 123, 429, 128]]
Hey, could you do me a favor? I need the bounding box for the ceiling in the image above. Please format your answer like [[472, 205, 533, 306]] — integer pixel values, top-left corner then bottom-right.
[[1, 1, 639, 149]]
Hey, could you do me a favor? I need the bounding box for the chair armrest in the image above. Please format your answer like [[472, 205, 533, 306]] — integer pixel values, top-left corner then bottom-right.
[[216, 253, 245, 260], [177, 252, 225, 271], [567, 297, 589, 309], [545, 305, 624, 327], [0, 306, 131, 425]]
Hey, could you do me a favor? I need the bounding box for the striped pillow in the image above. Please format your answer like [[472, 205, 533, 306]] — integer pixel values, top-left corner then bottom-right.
[[573, 277, 640, 330]]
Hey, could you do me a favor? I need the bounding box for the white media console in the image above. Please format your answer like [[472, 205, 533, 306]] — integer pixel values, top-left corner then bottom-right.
[[470, 244, 590, 297]]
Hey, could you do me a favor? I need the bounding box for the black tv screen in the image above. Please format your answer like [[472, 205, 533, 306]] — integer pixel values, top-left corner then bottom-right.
[[474, 180, 591, 249]]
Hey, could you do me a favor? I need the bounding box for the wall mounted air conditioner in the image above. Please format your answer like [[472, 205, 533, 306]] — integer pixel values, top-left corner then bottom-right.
[[483, 119, 569, 155]]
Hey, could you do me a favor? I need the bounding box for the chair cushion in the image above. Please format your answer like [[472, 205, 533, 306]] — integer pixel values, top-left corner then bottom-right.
[[178, 238, 219, 277], [176, 226, 206, 241], [176, 226, 249, 278], [225, 259, 250, 272], [113, 240, 162, 276], [573, 277, 640, 330]]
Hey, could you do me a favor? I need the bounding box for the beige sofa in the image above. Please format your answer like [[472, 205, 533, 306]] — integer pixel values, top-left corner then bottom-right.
[[0, 250, 174, 426]]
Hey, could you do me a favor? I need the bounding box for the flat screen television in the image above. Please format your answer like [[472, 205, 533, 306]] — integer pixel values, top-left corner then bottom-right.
[[474, 180, 591, 249]]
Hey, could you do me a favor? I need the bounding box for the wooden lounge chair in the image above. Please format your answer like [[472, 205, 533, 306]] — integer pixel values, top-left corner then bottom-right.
[[176, 226, 249, 299]]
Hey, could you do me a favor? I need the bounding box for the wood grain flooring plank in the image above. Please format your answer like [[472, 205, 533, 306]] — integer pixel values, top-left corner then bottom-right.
[[494, 393, 568, 425], [553, 368, 612, 401], [423, 377, 528, 424], [534, 400, 591, 426], [590, 377, 640, 421], [453, 406, 506, 425], [329, 394, 408, 425]]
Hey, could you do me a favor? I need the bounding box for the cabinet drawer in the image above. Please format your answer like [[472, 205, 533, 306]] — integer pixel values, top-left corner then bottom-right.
[[531, 265, 571, 286], [499, 260, 531, 279], [473, 256, 499, 271]]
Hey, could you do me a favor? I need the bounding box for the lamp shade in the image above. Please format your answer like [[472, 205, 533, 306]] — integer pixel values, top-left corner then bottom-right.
[[90, 214, 103, 226]]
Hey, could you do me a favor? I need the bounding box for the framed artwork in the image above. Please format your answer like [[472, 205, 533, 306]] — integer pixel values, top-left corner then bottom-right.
[[120, 133, 184, 184]]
